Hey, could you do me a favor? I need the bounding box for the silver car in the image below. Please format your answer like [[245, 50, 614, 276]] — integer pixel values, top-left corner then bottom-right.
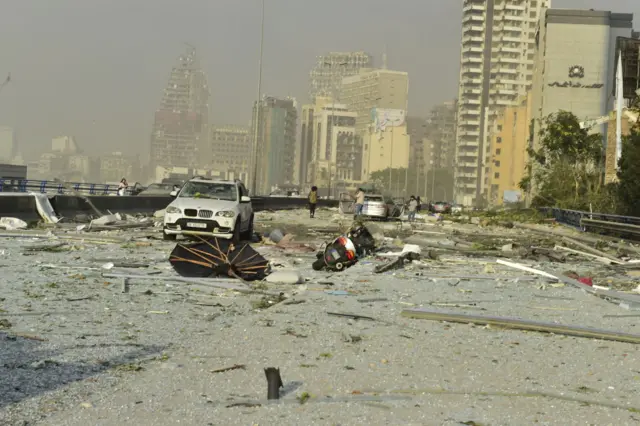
[[362, 194, 389, 220]]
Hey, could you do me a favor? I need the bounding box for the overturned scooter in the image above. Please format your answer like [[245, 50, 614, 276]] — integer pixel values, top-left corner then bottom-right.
[[312, 223, 377, 272]]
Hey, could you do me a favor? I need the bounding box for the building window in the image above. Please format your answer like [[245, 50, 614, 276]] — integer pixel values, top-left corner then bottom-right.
[[494, 172, 500, 179], [496, 148, 501, 155], [497, 125, 503, 131], [494, 160, 501, 167], [497, 137, 502, 143]]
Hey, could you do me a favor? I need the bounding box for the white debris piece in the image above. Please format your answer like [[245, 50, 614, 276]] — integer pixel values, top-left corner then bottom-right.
[[401, 244, 422, 255], [31, 193, 60, 224], [90, 214, 119, 226], [265, 269, 304, 284], [0, 217, 28, 230]]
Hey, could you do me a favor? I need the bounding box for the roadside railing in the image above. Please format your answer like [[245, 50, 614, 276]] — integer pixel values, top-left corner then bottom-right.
[[0, 179, 122, 195], [541, 207, 640, 237]]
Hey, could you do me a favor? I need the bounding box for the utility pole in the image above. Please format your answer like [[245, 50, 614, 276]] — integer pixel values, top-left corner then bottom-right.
[[250, 0, 265, 195]]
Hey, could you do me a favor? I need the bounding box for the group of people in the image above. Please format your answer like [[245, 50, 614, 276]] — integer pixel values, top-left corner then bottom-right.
[[307, 186, 366, 219], [307, 187, 422, 222]]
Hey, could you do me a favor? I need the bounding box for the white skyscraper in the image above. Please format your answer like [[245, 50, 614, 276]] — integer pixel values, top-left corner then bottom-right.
[[454, 0, 550, 206]]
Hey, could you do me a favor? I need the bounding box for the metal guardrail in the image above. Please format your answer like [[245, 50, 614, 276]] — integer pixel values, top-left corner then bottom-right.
[[0, 179, 122, 195], [541, 207, 640, 237]]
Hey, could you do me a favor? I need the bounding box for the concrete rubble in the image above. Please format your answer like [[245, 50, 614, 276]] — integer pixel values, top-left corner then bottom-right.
[[3, 206, 640, 424]]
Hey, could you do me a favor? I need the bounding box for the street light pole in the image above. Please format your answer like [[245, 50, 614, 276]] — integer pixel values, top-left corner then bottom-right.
[[0, 73, 10, 96], [250, 0, 265, 195], [389, 125, 394, 196]]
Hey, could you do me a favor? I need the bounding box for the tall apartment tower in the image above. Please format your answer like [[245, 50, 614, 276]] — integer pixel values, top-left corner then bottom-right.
[[150, 47, 210, 173], [250, 96, 298, 195], [454, 0, 549, 207], [342, 68, 409, 182], [309, 52, 373, 102]]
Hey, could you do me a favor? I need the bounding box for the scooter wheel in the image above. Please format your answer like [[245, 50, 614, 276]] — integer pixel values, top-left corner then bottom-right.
[[334, 262, 344, 271]]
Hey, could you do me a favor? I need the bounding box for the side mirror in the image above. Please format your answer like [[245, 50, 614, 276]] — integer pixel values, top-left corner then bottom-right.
[[240, 195, 251, 203], [170, 190, 177, 197]]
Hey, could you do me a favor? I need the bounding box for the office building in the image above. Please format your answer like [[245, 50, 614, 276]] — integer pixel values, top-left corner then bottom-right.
[[250, 96, 298, 195], [426, 101, 458, 170], [309, 52, 373, 102], [51, 136, 79, 154], [209, 125, 251, 183], [306, 101, 359, 197], [531, 9, 635, 153], [341, 68, 409, 183], [100, 152, 138, 183], [454, 0, 550, 206], [150, 47, 210, 171], [486, 95, 531, 205]]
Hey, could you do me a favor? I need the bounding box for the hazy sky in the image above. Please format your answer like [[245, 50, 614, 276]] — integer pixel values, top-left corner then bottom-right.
[[0, 0, 638, 160]]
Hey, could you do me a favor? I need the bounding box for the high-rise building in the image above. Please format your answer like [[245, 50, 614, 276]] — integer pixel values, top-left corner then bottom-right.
[[0, 126, 16, 162], [486, 95, 531, 205], [341, 69, 410, 185], [208, 125, 251, 183], [531, 9, 635, 152], [51, 136, 79, 154], [306, 101, 359, 197], [309, 52, 373, 102], [454, 0, 550, 207], [150, 47, 210, 172], [426, 101, 458, 170], [250, 96, 298, 195]]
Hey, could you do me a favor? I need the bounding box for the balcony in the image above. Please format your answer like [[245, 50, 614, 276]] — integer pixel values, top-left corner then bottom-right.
[[463, 14, 484, 24], [458, 161, 478, 168], [457, 172, 478, 179], [462, 35, 484, 44], [464, 46, 484, 54], [459, 129, 480, 137], [463, 3, 485, 13], [461, 98, 481, 106], [462, 78, 483, 85], [462, 56, 483, 64], [505, 3, 526, 11], [496, 67, 518, 74], [462, 67, 483, 76], [463, 88, 481, 95], [459, 119, 480, 126]]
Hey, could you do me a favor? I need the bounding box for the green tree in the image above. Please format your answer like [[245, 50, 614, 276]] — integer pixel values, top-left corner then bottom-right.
[[521, 111, 609, 210], [617, 129, 640, 216]]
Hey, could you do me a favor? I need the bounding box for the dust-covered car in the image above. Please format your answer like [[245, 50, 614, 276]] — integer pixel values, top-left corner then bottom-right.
[[362, 194, 389, 219]]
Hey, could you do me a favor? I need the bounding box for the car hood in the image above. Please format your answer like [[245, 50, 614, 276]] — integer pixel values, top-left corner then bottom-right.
[[170, 197, 238, 211]]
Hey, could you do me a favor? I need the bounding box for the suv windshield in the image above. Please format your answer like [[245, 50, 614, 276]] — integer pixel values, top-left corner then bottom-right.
[[179, 182, 238, 201]]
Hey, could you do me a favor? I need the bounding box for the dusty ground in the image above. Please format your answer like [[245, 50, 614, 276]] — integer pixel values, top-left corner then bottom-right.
[[2, 208, 640, 425]]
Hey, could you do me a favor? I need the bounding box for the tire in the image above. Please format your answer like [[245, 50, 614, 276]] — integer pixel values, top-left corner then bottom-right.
[[163, 229, 177, 241], [231, 221, 241, 243], [241, 214, 254, 241]]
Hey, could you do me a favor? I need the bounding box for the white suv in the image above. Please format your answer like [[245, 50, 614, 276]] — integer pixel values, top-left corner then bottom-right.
[[163, 178, 253, 241]]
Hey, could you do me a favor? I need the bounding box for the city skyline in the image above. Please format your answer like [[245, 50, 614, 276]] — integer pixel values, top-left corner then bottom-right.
[[0, 0, 627, 161]]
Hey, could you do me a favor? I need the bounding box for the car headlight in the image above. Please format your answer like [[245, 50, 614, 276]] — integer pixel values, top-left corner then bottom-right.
[[215, 210, 235, 218], [166, 206, 181, 214]]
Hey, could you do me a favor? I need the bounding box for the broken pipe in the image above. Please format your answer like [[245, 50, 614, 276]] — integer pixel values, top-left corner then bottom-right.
[[264, 367, 283, 400]]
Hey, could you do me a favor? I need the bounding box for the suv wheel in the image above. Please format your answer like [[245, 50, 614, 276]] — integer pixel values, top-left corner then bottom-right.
[[241, 214, 254, 241], [232, 221, 241, 243], [163, 229, 177, 241]]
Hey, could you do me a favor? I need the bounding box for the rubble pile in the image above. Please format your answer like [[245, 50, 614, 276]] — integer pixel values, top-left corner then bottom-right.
[[3, 205, 640, 424]]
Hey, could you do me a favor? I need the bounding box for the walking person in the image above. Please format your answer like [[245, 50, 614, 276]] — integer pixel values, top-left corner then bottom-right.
[[407, 195, 418, 222], [352, 187, 365, 218], [117, 178, 128, 196], [416, 196, 422, 213], [308, 186, 318, 218]]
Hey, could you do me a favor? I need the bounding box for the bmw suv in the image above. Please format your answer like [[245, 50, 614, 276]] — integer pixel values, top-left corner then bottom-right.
[[162, 178, 253, 242]]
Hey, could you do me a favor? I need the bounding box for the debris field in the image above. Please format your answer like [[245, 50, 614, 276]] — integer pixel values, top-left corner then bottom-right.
[[2, 208, 640, 425]]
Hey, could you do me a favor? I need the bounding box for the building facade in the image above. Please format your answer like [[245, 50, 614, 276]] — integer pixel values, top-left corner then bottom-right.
[[531, 9, 634, 153], [251, 96, 298, 195], [486, 95, 531, 205], [426, 101, 458, 170], [454, 0, 549, 207], [150, 47, 210, 172], [306, 102, 359, 197], [309, 52, 373, 102], [208, 125, 251, 183], [341, 69, 409, 183]]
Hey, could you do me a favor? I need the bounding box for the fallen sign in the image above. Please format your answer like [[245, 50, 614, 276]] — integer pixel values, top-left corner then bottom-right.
[[401, 308, 640, 344]]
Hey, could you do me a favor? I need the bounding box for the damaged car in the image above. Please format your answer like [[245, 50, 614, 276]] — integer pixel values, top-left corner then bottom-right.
[[163, 178, 254, 242]]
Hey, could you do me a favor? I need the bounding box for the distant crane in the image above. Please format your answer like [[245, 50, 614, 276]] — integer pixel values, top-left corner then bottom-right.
[[0, 73, 10, 95]]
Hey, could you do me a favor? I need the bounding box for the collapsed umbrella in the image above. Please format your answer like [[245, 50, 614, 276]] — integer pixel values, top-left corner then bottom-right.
[[169, 237, 269, 281]]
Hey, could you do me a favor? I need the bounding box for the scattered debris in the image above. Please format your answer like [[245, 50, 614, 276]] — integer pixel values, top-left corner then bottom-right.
[[327, 311, 376, 321], [265, 269, 304, 284], [264, 367, 283, 400], [401, 308, 640, 344], [0, 217, 28, 230], [375, 251, 421, 273], [210, 364, 246, 373]]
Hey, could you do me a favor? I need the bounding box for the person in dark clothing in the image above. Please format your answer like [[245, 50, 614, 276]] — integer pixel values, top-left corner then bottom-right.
[[308, 186, 318, 218], [416, 196, 422, 212]]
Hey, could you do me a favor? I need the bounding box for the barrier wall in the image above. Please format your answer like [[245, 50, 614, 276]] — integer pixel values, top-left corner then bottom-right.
[[0, 194, 339, 222], [0, 194, 43, 222]]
